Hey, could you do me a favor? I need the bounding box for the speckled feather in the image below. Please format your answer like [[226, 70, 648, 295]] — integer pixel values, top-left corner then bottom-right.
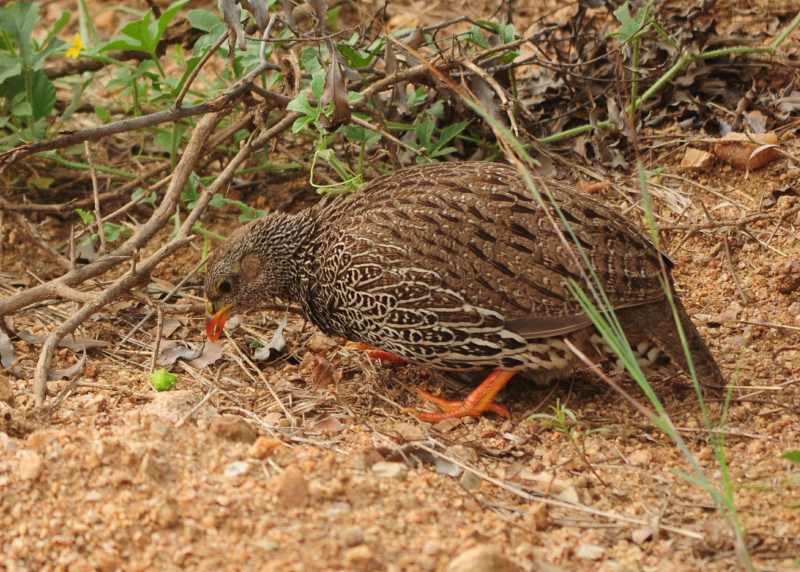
[[205, 162, 722, 385]]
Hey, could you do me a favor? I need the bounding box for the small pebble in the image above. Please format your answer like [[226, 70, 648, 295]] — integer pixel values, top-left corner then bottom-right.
[[371, 461, 408, 480], [277, 465, 309, 508], [394, 422, 425, 441], [446, 544, 521, 572], [224, 461, 250, 478], [155, 501, 180, 528], [210, 415, 258, 444], [16, 449, 43, 481], [0, 376, 13, 404], [629, 449, 652, 466], [344, 544, 373, 567], [339, 526, 364, 548], [459, 470, 481, 491], [248, 436, 281, 459], [575, 543, 604, 560], [526, 504, 549, 531]]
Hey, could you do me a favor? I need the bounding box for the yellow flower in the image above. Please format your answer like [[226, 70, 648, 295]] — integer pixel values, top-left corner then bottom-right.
[[65, 34, 83, 59]]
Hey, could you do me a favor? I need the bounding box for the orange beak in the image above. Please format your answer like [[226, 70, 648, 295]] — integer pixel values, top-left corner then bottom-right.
[[205, 305, 232, 341]]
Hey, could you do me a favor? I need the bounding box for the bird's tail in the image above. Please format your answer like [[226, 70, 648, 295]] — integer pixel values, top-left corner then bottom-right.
[[619, 297, 725, 391]]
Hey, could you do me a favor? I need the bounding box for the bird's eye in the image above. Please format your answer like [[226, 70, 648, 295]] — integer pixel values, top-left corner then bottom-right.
[[217, 278, 233, 295]]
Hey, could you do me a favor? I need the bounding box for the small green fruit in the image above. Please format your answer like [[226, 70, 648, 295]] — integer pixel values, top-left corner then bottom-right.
[[150, 368, 177, 391]]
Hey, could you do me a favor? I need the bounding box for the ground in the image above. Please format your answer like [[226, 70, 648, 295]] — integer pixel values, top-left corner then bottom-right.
[[1, 1, 800, 571]]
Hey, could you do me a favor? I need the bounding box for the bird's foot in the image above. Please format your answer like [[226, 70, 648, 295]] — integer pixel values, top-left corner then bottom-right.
[[345, 342, 408, 366], [406, 369, 516, 422]]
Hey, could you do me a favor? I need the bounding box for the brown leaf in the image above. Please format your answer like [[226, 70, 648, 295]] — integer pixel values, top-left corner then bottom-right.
[[0, 330, 16, 371], [240, 0, 268, 32], [48, 351, 86, 381], [301, 353, 341, 388], [680, 147, 714, 171], [320, 43, 350, 129], [157, 340, 202, 368], [219, 0, 246, 51], [712, 132, 781, 171], [187, 341, 225, 369], [253, 318, 287, 361], [17, 330, 109, 352]]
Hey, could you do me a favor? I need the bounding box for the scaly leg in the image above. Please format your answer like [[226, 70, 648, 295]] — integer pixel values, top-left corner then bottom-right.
[[407, 369, 516, 422], [345, 342, 408, 366]]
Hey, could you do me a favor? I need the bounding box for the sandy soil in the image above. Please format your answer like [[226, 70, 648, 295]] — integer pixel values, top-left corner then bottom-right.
[[1, 1, 799, 571]]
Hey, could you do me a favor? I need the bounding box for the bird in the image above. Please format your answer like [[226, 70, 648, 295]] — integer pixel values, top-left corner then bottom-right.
[[204, 161, 723, 421]]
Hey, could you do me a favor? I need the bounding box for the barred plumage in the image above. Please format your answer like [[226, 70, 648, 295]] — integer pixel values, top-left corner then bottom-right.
[[205, 162, 723, 419]]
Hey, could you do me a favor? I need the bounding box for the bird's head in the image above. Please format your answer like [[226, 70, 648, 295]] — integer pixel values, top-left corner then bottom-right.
[[203, 213, 309, 341]]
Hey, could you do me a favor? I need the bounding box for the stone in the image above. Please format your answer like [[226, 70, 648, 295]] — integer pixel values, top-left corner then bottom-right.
[[446, 545, 522, 572], [339, 526, 364, 548], [445, 444, 478, 465], [210, 415, 258, 443], [0, 376, 13, 405], [459, 470, 481, 491], [394, 422, 425, 442], [224, 461, 250, 478], [155, 501, 180, 528], [526, 504, 550, 531], [371, 461, 408, 480], [16, 449, 43, 481], [629, 449, 652, 466], [143, 390, 217, 424], [249, 436, 282, 459], [277, 465, 309, 509], [344, 545, 373, 568], [575, 543, 604, 560]]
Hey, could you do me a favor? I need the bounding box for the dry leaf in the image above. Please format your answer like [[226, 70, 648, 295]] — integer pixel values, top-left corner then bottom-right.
[[254, 318, 288, 361], [157, 340, 202, 368], [713, 131, 781, 171], [48, 351, 86, 381], [18, 330, 109, 352], [0, 330, 16, 370], [576, 180, 612, 193], [679, 147, 714, 170], [320, 43, 351, 128], [219, 0, 246, 51], [301, 354, 341, 388], [188, 341, 225, 369], [240, 0, 268, 32]]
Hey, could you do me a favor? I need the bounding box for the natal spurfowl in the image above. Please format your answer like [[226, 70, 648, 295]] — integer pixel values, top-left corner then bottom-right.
[[204, 162, 723, 421]]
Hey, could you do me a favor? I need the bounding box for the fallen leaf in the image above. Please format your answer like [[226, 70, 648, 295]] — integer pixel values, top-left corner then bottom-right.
[[300, 353, 341, 388], [320, 43, 350, 128], [679, 147, 714, 170], [253, 318, 288, 361], [18, 331, 109, 352], [188, 341, 225, 369], [713, 131, 781, 171], [576, 180, 612, 194], [161, 318, 183, 338], [311, 416, 345, 435], [0, 330, 16, 371], [157, 341, 202, 368], [48, 351, 86, 381]]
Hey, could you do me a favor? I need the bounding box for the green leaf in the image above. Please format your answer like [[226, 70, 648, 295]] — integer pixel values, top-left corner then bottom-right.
[[75, 208, 95, 225], [336, 44, 373, 69], [310, 68, 326, 100], [0, 55, 22, 85], [150, 368, 177, 391], [0, 2, 39, 66], [435, 120, 469, 150], [102, 222, 132, 241], [187, 9, 223, 32], [0, 70, 56, 119], [612, 1, 650, 44], [157, 0, 190, 42], [287, 91, 315, 115], [77, 0, 98, 46], [29, 70, 56, 119], [415, 118, 434, 150], [783, 450, 800, 465], [466, 25, 490, 49]]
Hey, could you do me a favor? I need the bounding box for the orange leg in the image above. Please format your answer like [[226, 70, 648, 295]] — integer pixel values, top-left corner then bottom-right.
[[407, 369, 515, 422], [345, 342, 408, 366]]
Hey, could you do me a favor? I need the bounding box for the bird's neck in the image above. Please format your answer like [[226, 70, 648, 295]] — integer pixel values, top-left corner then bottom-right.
[[257, 211, 318, 302]]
